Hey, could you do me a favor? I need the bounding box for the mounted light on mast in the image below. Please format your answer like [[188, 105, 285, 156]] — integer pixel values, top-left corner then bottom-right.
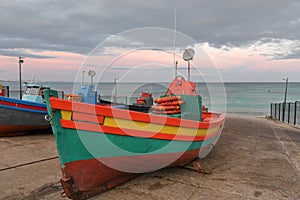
[[183, 48, 195, 81], [88, 70, 96, 85]]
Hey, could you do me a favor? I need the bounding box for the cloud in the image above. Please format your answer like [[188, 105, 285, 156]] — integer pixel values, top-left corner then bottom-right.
[[0, 0, 299, 58], [249, 38, 300, 60], [0, 49, 56, 59], [0, 0, 300, 82]]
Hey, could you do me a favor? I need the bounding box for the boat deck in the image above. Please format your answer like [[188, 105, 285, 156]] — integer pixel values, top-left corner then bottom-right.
[[1, 115, 300, 200]]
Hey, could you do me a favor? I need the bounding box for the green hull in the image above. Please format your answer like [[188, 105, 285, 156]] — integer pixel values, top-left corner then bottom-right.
[[54, 127, 219, 166]]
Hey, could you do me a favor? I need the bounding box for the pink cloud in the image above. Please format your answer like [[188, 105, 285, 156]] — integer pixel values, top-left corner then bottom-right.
[[1, 44, 300, 82], [0, 52, 83, 81], [204, 44, 300, 72]]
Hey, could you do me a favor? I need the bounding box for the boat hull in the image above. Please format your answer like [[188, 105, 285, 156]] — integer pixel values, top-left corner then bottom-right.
[[44, 90, 225, 199], [0, 97, 51, 136], [56, 127, 220, 200], [60, 147, 213, 200]]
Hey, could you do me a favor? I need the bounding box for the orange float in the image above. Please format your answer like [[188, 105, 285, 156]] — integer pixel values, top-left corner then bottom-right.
[[158, 99, 185, 106], [153, 109, 181, 115], [152, 95, 184, 115], [152, 105, 181, 111], [154, 96, 181, 104]]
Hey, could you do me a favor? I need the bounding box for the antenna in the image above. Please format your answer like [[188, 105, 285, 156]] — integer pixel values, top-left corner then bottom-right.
[[175, 60, 178, 77], [30, 68, 37, 84], [88, 70, 96, 85], [173, 8, 177, 78], [183, 48, 195, 81], [81, 70, 85, 86]]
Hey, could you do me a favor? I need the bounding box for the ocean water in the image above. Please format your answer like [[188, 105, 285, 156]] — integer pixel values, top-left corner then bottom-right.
[[223, 82, 300, 116], [2, 81, 300, 117]]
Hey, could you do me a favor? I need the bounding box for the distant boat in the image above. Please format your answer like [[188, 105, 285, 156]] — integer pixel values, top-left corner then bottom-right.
[[0, 83, 52, 136], [44, 50, 225, 200]]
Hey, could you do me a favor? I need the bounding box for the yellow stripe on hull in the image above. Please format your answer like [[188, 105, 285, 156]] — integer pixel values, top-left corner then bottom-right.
[[103, 117, 218, 137], [61, 110, 72, 120]]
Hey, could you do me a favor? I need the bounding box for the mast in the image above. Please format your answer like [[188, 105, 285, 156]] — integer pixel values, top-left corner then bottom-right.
[[81, 70, 85, 87], [173, 8, 177, 78]]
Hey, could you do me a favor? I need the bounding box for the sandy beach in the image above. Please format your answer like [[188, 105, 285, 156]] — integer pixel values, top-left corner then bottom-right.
[[1, 115, 300, 200]]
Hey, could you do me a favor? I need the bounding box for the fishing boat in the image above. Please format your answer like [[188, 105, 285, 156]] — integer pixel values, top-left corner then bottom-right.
[[44, 49, 225, 200], [0, 83, 52, 136]]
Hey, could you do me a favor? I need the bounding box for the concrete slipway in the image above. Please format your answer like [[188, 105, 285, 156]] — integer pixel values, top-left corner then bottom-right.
[[1, 115, 300, 200]]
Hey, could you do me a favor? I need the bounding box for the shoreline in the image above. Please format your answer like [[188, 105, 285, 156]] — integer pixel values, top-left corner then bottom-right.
[[225, 112, 268, 118]]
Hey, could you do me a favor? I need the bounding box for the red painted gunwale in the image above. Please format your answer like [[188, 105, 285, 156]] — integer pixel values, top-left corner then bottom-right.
[[50, 97, 225, 129], [0, 100, 46, 111]]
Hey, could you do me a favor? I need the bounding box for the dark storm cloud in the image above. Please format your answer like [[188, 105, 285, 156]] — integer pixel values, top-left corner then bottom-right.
[[0, 49, 56, 59], [0, 0, 299, 58]]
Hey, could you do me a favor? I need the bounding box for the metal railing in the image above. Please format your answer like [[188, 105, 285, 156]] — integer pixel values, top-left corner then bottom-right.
[[270, 101, 300, 126]]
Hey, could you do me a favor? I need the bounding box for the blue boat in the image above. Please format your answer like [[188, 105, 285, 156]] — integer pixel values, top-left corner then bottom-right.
[[0, 83, 52, 136]]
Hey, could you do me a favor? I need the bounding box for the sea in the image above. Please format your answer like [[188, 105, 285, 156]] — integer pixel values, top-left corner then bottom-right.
[[2, 81, 300, 118]]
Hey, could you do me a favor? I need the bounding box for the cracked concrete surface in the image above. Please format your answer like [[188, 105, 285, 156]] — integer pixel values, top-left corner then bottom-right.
[[1, 115, 300, 200]]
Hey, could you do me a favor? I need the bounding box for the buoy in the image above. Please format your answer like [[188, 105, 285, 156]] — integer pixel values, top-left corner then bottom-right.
[[158, 99, 185, 106], [153, 109, 181, 115], [154, 96, 181, 103], [152, 105, 181, 111], [152, 95, 185, 115]]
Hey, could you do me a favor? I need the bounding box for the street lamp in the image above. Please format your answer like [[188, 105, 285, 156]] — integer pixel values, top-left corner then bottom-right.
[[282, 77, 288, 122], [18, 57, 24, 99]]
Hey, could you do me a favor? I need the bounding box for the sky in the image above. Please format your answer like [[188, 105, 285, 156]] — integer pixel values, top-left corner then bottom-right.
[[0, 0, 300, 82]]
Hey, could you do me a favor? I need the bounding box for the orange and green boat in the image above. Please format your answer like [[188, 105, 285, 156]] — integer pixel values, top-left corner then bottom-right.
[[44, 56, 225, 200]]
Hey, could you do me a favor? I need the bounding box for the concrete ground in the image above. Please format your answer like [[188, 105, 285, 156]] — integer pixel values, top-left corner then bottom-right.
[[1, 115, 300, 200]]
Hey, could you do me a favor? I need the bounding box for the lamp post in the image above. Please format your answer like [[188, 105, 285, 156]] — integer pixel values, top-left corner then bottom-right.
[[18, 57, 24, 99], [282, 77, 288, 122]]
